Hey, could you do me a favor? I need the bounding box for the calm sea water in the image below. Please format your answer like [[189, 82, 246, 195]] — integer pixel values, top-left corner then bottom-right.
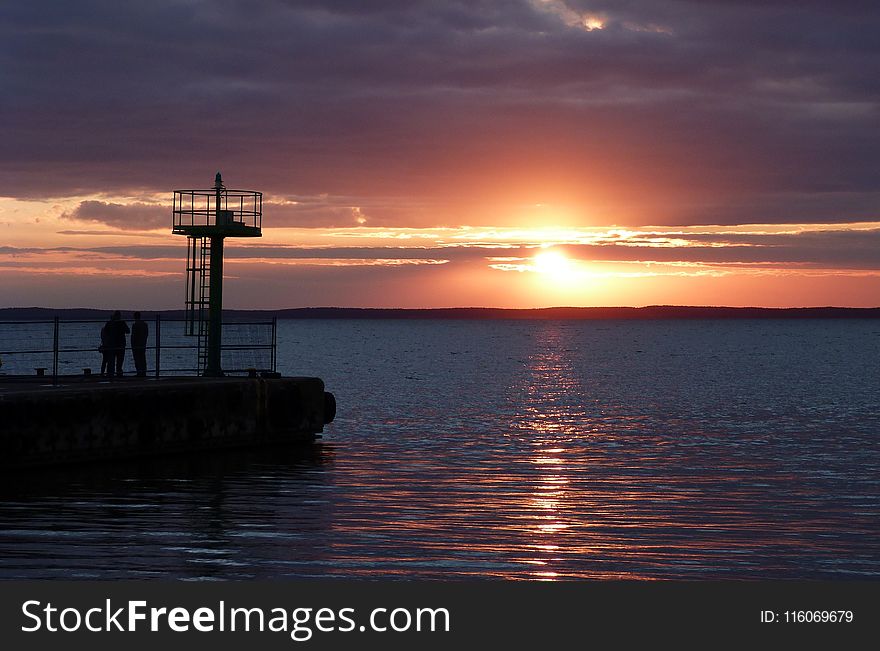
[[1, 319, 879, 579]]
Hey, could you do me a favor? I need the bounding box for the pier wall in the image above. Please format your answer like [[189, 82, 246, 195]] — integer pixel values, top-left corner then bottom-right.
[[0, 377, 329, 468]]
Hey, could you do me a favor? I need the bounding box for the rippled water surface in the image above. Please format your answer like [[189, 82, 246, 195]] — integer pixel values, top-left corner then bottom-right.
[[2, 319, 879, 579]]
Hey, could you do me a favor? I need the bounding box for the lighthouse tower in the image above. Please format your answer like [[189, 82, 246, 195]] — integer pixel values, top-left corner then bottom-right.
[[172, 173, 262, 376]]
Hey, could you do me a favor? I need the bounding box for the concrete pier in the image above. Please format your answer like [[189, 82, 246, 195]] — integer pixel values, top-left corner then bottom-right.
[[0, 376, 335, 468]]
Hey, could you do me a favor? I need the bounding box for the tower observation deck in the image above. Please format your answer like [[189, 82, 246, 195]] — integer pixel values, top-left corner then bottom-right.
[[172, 172, 262, 376]]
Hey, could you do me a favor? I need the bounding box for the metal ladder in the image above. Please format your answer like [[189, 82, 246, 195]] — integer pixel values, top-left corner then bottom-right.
[[185, 236, 211, 374]]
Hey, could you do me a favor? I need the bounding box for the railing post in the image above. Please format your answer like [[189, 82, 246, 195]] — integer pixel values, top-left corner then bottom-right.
[[52, 316, 59, 385], [155, 314, 161, 378], [272, 316, 277, 373]]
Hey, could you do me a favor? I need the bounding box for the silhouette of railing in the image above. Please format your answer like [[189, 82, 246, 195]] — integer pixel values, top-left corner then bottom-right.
[[0, 316, 276, 382], [172, 189, 262, 232]]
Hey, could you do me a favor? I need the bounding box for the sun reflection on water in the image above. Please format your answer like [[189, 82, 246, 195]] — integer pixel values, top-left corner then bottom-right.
[[505, 323, 590, 579]]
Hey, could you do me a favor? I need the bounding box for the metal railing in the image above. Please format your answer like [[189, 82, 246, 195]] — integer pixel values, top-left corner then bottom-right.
[[0, 316, 277, 383], [172, 189, 262, 231]]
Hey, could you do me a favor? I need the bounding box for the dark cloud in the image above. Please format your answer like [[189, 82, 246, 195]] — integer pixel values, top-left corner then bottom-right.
[[1, 0, 879, 225], [61, 200, 166, 230]]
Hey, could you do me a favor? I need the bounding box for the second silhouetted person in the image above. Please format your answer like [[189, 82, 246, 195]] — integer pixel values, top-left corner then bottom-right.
[[131, 312, 149, 377], [106, 310, 130, 377]]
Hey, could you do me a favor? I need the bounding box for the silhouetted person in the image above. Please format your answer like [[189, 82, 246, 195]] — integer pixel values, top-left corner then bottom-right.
[[131, 311, 149, 377], [106, 310, 129, 377], [99, 322, 112, 377]]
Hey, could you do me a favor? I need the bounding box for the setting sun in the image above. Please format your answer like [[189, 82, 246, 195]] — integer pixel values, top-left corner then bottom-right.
[[533, 249, 573, 281]]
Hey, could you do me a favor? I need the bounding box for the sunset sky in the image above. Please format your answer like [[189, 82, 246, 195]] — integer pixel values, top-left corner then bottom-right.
[[2, 0, 879, 309]]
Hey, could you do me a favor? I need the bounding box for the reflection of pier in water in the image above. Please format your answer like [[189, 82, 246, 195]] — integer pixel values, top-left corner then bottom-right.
[[0, 444, 335, 579]]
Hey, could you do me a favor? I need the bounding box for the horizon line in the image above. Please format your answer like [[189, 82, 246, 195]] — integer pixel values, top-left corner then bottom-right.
[[2, 305, 879, 321], [2, 304, 880, 310]]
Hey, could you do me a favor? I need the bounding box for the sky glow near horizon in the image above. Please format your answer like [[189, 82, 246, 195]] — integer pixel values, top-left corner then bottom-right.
[[2, 1, 879, 309]]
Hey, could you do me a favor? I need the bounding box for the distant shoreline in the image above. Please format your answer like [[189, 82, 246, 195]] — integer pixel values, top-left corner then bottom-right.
[[2, 306, 879, 320]]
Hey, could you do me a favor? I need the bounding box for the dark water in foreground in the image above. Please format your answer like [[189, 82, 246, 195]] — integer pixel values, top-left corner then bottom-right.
[[1, 319, 879, 579]]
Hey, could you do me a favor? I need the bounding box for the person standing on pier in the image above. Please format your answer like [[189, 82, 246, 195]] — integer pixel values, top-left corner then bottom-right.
[[107, 310, 130, 378], [131, 312, 149, 377], [99, 321, 112, 377]]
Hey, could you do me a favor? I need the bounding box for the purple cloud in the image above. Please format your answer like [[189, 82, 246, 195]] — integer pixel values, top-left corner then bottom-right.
[[1, 0, 879, 226]]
